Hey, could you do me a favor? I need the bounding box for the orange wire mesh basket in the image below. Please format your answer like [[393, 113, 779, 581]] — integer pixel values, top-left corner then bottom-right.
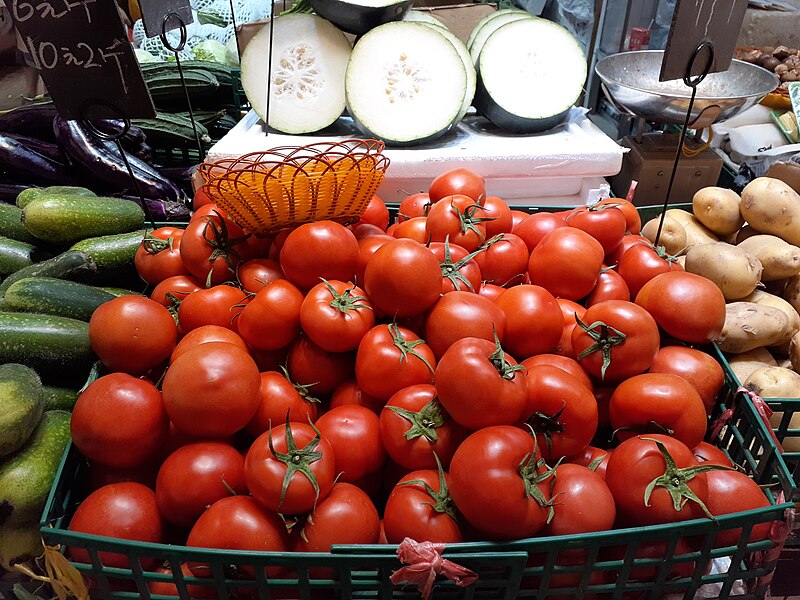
[[198, 140, 390, 236]]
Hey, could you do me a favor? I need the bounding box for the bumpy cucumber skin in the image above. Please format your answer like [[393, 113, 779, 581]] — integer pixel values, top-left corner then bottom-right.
[[0, 250, 96, 297], [0, 312, 93, 374], [70, 229, 149, 271], [3, 277, 116, 321], [0, 363, 43, 458], [0, 235, 51, 275]]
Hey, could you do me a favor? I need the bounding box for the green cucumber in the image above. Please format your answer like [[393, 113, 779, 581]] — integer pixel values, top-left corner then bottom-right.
[[70, 229, 148, 272], [0, 203, 37, 244], [16, 186, 96, 209], [98, 286, 144, 297], [0, 312, 93, 375], [0, 410, 71, 528], [0, 363, 43, 458], [3, 277, 116, 321], [42, 385, 78, 411], [0, 235, 52, 275], [22, 196, 145, 245], [0, 250, 96, 297], [132, 112, 212, 144]]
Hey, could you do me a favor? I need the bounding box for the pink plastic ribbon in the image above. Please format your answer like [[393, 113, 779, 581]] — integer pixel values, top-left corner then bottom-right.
[[737, 386, 784, 452], [390, 538, 478, 600], [625, 180, 638, 203]]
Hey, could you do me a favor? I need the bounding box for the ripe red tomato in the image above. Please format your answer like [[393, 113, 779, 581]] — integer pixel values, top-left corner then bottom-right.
[[135, 228, 188, 285], [473, 232, 528, 287], [553, 298, 587, 358], [617, 242, 683, 297], [384, 469, 465, 544], [364, 238, 442, 318], [543, 463, 615, 537], [246, 371, 319, 438], [355, 324, 435, 401], [513, 212, 568, 252], [170, 325, 248, 363], [71, 374, 169, 469], [355, 194, 390, 231], [293, 482, 380, 551], [68, 483, 164, 568], [177, 285, 248, 334], [435, 337, 527, 430], [478, 282, 505, 301], [279, 220, 359, 290], [605, 434, 712, 526], [510, 210, 529, 229], [428, 241, 482, 294], [605, 233, 650, 266], [355, 234, 393, 286], [245, 421, 336, 514], [162, 341, 261, 437], [428, 168, 486, 204], [85, 462, 158, 493], [586, 267, 631, 307], [237, 279, 304, 350], [90, 296, 177, 375], [391, 216, 430, 244], [636, 271, 726, 344], [315, 405, 386, 482], [180, 211, 245, 286], [529, 228, 605, 300], [397, 192, 431, 223], [704, 469, 772, 547], [495, 285, 563, 359], [597, 198, 641, 234], [329, 379, 384, 414], [156, 442, 247, 527], [426, 194, 488, 251], [449, 426, 553, 539], [564, 445, 611, 480], [300, 280, 375, 352], [380, 384, 467, 470], [566, 205, 627, 255], [609, 372, 707, 450], [650, 346, 724, 414], [692, 441, 733, 467], [521, 354, 593, 391], [593, 384, 614, 430], [424, 291, 507, 360], [525, 366, 598, 461], [287, 335, 355, 395], [482, 196, 513, 236], [571, 300, 660, 381], [351, 223, 387, 240], [602, 538, 698, 582], [237, 258, 284, 293], [147, 564, 215, 598], [192, 186, 213, 210], [149, 275, 202, 310]]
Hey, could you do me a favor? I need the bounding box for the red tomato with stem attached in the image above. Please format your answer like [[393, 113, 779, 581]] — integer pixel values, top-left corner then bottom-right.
[[424, 291, 507, 360], [479, 283, 505, 301], [597, 198, 641, 234], [279, 221, 359, 290], [90, 296, 177, 375], [180, 211, 246, 286], [236, 258, 284, 293], [617, 242, 683, 298], [71, 374, 169, 469], [529, 228, 605, 300], [288, 335, 355, 395], [473, 232, 528, 287], [135, 228, 188, 285], [149, 275, 202, 310], [237, 279, 304, 350], [449, 426, 553, 539], [565, 445, 611, 480], [355, 324, 435, 401], [482, 196, 513, 236], [513, 212, 568, 253], [566, 205, 627, 255], [571, 300, 660, 381], [426, 194, 488, 251], [384, 468, 465, 544], [635, 271, 726, 344], [495, 285, 563, 359], [315, 405, 386, 483], [397, 193, 431, 223], [525, 366, 598, 461], [553, 298, 587, 358], [177, 285, 248, 334], [435, 337, 527, 430], [428, 168, 485, 204], [380, 384, 467, 470], [543, 463, 615, 537], [246, 370, 320, 438], [428, 240, 483, 294], [650, 346, 725, 415], [244, 421, 336, 515], [586, 267, 630, 306], [156, 442, 247, 527], [300, 280, 375, 352], [609, 372, 707, 450], [605, 233, 650, 267]]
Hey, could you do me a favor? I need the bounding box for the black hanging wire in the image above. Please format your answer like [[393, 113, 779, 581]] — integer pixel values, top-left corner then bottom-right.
[[654, 41, 716, 247], [160, 12, 205, 158], [227, 0, 240, 57], [81, 101, 157, 230]]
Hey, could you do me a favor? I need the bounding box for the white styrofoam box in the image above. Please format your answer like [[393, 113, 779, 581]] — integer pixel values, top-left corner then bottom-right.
[[205, 108, 624, 202]]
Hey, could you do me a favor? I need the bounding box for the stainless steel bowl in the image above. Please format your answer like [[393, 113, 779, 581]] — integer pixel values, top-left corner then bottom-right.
[[595, 50, 779, 127]]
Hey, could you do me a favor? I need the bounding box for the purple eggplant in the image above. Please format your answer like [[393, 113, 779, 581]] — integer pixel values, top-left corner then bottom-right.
[[117, 195, 192, 221], [0, 134, 79, 186], [0, 183, 34, 203], [3, 133, 68, 164], [0, 106, 58, 141], [53, 117, 184, 202]]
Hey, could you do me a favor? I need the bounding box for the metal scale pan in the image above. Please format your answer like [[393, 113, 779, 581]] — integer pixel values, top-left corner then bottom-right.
[[595, 50, 779, 129]]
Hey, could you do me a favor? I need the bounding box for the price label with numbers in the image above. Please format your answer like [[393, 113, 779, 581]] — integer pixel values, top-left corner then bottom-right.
[[7, 0, 155, 120], [139, 0, 193, 39]]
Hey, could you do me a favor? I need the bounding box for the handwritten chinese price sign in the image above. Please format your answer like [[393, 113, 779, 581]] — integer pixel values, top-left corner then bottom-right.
[[8, 0, 155, 120]]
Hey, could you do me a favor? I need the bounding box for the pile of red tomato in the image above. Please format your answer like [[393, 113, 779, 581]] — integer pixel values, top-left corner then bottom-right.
[[67, 168, 774, 594]]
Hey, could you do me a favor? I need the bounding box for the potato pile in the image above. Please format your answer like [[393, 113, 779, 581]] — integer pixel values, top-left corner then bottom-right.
[[739, 45, 800, 86], [642, 178, 800, 448]]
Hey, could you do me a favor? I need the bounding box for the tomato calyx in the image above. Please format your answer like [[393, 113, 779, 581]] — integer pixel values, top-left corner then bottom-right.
[[268, 417, 326, 511], [399, 454, 458, 521], [587, 453, 608, 472], [321, 279, 372, 315], [641, 436, 733, 520], [575, 316, 627, 380], [488, 333, 526, 381], [528, 403, 566, 455], [449, 202, 493, 240], [438, 237, 490, 292], [517, 452, 556, 523], [141, 232, 175, 255], [279, 366, 321, 405], [389, 322, 435, 374], [613, 420, 674, 439], [199, 214, 247, 287], [387, 397, 447, 443], [651, 243, 682, 263]]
